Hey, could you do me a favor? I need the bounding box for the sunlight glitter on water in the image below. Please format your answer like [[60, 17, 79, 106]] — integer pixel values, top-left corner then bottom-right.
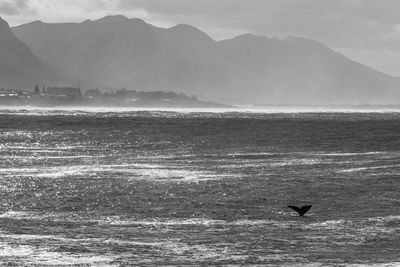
[[337, 164, 400, 173], [0, 207, 400, 265], [1, 111, 400, 265], [0, 243, 116, 266], [0, 211, 399, 265], [0, 163, 225, 181]]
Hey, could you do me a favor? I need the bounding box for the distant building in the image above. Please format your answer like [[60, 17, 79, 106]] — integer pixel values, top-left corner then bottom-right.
[[0, 88, 21, 97], [46, 87, 81, 96], [85, 88, 102, 97]]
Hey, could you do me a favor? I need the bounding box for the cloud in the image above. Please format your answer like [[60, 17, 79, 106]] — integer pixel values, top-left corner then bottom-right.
[[3, 0, 399, 45], [116, 0, 399, 44], [0, 0, 32, 15]]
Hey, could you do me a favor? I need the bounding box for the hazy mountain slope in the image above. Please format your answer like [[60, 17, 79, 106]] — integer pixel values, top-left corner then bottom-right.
[[0, 17, 67, 90], [13, 16, 242, 101], [13, 15, 400, 104], [219, 34, 400, 104]]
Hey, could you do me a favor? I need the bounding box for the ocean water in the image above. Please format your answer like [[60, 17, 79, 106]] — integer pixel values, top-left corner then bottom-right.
[[0, 109, 400, 266]]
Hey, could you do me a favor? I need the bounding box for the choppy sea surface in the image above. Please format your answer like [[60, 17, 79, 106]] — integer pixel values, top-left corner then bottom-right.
[[1, 108, 400, 266]]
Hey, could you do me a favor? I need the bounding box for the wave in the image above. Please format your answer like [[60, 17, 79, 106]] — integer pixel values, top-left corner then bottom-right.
[[271, 158, 328, 167], [0, 163, 225, 181], [0, 211, 281, 227], [3, 106, 400, 119], [311, 151, 390, 156], [0, 241, 115, 266], [172, 151, 395, 160], [338, 164, 400, 173]]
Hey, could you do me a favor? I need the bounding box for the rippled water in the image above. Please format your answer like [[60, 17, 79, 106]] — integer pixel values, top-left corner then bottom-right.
[[0, 109, 400, 265]]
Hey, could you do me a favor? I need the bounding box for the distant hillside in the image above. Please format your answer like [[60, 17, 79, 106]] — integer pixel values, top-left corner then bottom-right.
[[0, 17, 67, 90], [13, 15, 400, 105]]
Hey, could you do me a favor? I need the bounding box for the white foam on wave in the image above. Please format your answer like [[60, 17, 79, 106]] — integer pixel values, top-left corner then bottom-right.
[[271, 158, 328, 167], [0, 155, 99, 160], [0, 242, 116, 266], [0, 211, 82, 223], [3, 211, 400, 240], [0, 211, 280, 227], [367, 215, 400, 223], [308, 215, 400, 228], [226, 152, 276, 157], [311, 151, 389, 157], [0, 211, 39, 219], [95, 216, 297, 229], [303, 216, 400, 246], [0, 163, 223, 181], [100, 215, 400, 233], [309, 219, 349, 226], [0, 215, 287, 264], [1, 210, 400, 265], [0, 144, 105, 152], [102, 238, 242, 263], [102, 217, 272, 227], [100, 217, 227, 226], [0, 233, 76, 242], [347, 263, 400, 267], [338, 164, 400, 173]]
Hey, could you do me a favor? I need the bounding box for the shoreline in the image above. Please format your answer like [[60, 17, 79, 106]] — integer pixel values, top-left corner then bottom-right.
[[2, 105, 400, 114]]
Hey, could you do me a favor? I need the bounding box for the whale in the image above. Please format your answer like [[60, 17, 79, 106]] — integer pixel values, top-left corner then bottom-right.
[[287, 205, 312, 216]]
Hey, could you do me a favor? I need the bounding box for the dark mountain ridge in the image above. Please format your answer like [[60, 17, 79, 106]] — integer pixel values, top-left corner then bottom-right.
[[0, 17, 68, 89]]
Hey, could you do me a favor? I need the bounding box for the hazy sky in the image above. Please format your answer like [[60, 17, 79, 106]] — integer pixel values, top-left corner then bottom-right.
[[2, 0, 400, 76]]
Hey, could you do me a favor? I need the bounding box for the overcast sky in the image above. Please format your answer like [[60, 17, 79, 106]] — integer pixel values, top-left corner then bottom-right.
[[2, 0, 400, 76]]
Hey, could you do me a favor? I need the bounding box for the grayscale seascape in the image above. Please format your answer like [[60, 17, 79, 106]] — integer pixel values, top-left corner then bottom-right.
[[2, 1, 400, 265], [0, 109, 400, 266]]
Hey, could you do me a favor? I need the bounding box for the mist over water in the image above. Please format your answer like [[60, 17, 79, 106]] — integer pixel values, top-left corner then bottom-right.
[[0, 109, 400, 265]]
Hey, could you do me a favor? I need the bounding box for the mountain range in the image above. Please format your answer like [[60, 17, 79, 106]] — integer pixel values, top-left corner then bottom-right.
[[1, 15, 399, 105], [0, 17, 67, 89]]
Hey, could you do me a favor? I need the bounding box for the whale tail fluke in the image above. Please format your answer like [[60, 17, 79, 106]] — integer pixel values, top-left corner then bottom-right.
[[288, 205, 312, 216]]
